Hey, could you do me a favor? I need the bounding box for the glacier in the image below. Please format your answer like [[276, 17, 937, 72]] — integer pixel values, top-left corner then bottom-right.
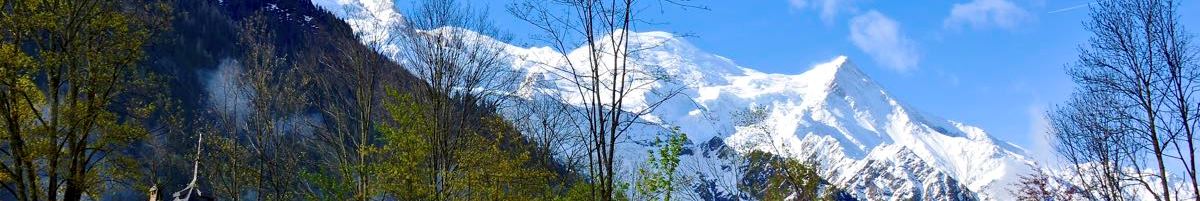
[[310, 0, 1041, 200]]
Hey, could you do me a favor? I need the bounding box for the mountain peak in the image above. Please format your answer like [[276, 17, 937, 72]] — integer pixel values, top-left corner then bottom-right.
[[830, 55, 850, 67], [822, 55, 870, 83], [313, 1, 1039, 198], [799, 56, 878, 97], [627, 30, 677, 40]]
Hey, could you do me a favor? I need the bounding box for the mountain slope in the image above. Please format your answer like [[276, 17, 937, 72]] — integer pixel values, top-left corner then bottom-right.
[[311, 1, 1038, 200]]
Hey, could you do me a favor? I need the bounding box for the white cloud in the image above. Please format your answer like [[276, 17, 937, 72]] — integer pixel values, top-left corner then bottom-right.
[[1027, 103, 1057, 165], [935, 70, 961, 86], [849, 11, 920, 71], [944, 0, 1032, 30], [204, 58, 253, 127], [788, 0, 807, 8], [789, 0, 857, 23], [205, 58, 251, 116]]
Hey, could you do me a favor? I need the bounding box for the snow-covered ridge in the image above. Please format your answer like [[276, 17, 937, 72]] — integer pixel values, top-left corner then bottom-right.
[[310, 1, 1038, 200]]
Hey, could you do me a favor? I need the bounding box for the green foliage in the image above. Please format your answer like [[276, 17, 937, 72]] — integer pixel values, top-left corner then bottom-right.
[[300, 169, 355, 201], [558, 180, 630, 201], [556, 180, 598, 201], [744, 151, 834, 200], [202, 135, 257, 199], [0, 0, 159, 199], [324, 88, 558, 200], [636, 126, 689, 201], [366, 90, 435, 200], [448, 116, 556, 199]]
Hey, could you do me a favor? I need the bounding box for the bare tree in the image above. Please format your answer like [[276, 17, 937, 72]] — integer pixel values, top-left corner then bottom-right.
[[507, 0, 695, 199], [680, 108, 754, 200], [236, 12, 310, 200], [1050, 94, 1135, 200], [1052, 0, 1198, 199], [1009, 164, 1086, 201], [198, 12, 311, 200], [393, 0, 522, 199], [688, 137, 749, 200], [510, 93, 584, 178], [1151, 0, 1199, 196], [306, 19, 395, 201], [732, 106, 828, 200]]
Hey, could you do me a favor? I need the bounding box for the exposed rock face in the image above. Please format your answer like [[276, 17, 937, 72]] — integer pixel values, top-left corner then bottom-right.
[[313, 1, 1040, 200]]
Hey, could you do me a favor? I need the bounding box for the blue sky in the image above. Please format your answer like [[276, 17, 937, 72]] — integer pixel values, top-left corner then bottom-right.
[[436, 0, 1200, 162]]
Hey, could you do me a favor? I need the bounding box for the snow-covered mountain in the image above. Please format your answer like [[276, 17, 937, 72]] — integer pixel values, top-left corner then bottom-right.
[[311, 0, 1040, 200]]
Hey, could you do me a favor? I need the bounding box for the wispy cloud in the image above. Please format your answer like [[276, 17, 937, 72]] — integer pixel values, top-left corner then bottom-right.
[[204, 58, 252, 126], [1047, 3, 1089, 14], [935, 70, 962, 87], [788, 0, 808, 9], [1027, 103, 1056, 164], [849, 10, 920, 71], [789, 0, 858, 23], [944, 0, 1032, 31]]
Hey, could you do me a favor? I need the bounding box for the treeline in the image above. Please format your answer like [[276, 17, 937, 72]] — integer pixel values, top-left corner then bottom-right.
[[0, 0, 848, 200], [1020, 0, 1200, 200]]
